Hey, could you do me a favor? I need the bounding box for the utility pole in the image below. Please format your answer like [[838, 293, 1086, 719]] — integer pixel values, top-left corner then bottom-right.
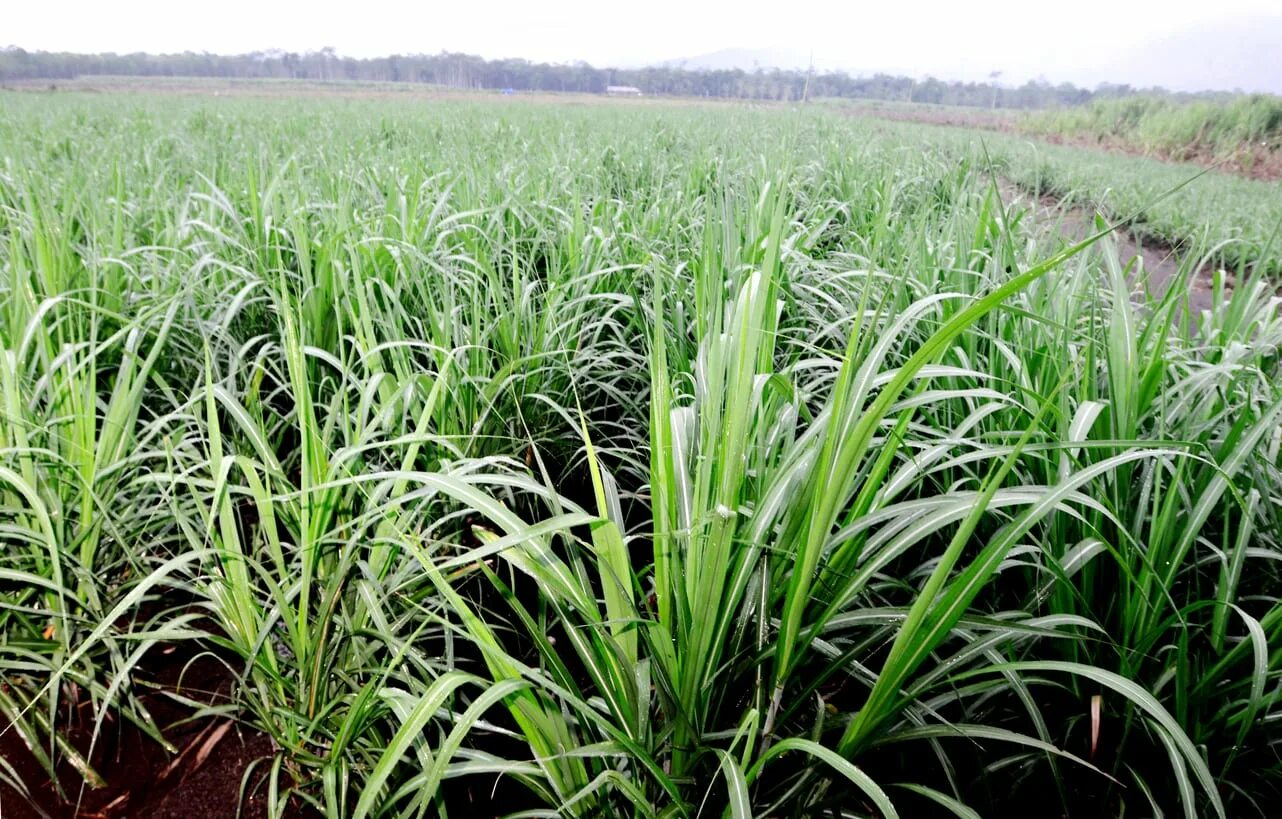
[[801, 50, 814, 103]]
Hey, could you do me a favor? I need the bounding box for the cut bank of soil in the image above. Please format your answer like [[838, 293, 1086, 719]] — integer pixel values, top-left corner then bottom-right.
[[0, 648, 309, 819]]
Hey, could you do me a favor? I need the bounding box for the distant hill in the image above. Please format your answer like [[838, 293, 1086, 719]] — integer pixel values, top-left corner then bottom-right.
[[1085, 16, 1282, 94], [658, 48, 804, 71], [656, 17, 1282, 94]]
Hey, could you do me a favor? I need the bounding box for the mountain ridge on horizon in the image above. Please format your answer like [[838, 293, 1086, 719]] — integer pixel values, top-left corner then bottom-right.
[[652, 17, 1282, 95]]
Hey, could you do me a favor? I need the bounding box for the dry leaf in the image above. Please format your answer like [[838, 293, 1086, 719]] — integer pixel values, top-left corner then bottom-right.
[[1090, 694, 1102, 760]]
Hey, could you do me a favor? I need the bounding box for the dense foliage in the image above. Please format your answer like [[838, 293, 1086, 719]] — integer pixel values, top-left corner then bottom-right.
[[2, 92, 1281, 817]]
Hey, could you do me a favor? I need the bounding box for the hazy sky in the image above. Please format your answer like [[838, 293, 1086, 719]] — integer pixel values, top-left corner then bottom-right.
[[6, 0, 1280, 85]]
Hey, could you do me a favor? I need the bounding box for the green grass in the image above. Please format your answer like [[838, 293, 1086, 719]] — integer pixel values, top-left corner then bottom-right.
[[2, 90, 1281, 817], [1021, 94, 1282, 172]]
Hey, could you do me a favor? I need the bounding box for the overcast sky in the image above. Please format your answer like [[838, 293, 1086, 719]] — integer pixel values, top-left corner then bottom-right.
[[6, 0, 1281, 88]]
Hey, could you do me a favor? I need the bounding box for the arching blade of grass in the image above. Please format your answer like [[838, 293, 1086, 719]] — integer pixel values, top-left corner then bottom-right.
[[744, 738, 899, 819]]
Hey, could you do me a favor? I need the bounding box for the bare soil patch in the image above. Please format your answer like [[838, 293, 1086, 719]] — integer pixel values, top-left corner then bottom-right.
[[0, 647, 310, 819], [838, 100, 1015, 131]]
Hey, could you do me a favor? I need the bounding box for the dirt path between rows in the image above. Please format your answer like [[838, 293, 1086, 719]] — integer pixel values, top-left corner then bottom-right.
[[997, 179, 1219, 314]]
